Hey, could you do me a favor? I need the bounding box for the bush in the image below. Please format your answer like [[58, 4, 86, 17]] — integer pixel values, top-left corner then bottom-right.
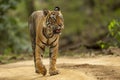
[[98, 19, 120, 49], [0, 0, 30, 54]]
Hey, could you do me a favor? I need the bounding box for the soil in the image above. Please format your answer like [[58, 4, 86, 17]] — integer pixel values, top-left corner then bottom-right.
[[0, 56, 120, 80]]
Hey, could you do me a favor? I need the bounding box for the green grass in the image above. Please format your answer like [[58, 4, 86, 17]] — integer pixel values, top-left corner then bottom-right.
[[0, 53, 33, 64]]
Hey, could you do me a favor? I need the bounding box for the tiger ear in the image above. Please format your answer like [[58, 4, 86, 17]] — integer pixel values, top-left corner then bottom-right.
[[43, 9, 49, 16], [54, 6, 60, 11]]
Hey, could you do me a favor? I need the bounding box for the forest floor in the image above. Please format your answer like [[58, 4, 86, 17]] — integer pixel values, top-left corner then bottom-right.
[[0, 55, 120, 80]]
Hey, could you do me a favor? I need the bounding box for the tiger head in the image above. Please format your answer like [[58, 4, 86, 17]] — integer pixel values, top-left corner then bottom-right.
[[43, 7, 64, 34]]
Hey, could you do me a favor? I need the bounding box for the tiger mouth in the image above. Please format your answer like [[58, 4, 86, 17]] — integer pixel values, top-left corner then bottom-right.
[[53, 29, 61, 34]]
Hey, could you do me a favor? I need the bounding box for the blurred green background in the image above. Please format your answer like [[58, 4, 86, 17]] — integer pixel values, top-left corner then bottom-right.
[[0, 0, 120, 55]]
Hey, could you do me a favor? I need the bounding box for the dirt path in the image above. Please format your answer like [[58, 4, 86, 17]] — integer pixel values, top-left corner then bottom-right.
[[0, 56, 120, 80]]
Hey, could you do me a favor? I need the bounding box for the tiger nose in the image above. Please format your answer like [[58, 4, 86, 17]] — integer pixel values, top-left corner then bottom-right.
[[59, 25, 64, 29], [57, 26, 61, 29], [57, 24, 63, 29]]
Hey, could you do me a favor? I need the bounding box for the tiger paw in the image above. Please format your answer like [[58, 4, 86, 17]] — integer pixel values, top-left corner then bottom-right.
[[49, 69, 60, 76], [36, 65, 47, 76]]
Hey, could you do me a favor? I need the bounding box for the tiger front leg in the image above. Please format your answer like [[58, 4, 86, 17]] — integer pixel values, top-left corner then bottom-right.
[[49, 45, 59, 76], [35, 45, 47, 76]]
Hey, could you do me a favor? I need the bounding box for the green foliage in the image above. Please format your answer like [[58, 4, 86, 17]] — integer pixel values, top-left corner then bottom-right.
[[108, 19, 120, 41], [97, 40, 108, 49], [0, 0, 19, 13], [0, 0, 30, 54], [108, 19, 120, 46], [98, 19, 120, 49]]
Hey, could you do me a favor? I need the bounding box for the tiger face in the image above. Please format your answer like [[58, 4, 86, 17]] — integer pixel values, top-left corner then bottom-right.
[[43, 7, 64, 34]]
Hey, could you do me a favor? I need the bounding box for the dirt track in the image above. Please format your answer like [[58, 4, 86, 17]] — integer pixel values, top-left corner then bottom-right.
[[0, 56, 120, 80]]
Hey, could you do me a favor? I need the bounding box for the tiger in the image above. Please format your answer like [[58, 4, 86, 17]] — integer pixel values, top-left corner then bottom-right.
[[28, 7, 64, 76]]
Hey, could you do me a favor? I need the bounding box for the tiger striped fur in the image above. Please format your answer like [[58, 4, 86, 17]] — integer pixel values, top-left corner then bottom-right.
[[28, 7, 64, 76]]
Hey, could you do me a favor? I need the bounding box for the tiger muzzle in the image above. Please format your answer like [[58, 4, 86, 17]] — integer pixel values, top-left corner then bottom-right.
[[53, 29, 61, 34], [53, 26, 62, 34]]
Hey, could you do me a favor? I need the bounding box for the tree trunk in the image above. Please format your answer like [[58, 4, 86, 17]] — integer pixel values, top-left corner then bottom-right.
[[25, 0, 35, 16]]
